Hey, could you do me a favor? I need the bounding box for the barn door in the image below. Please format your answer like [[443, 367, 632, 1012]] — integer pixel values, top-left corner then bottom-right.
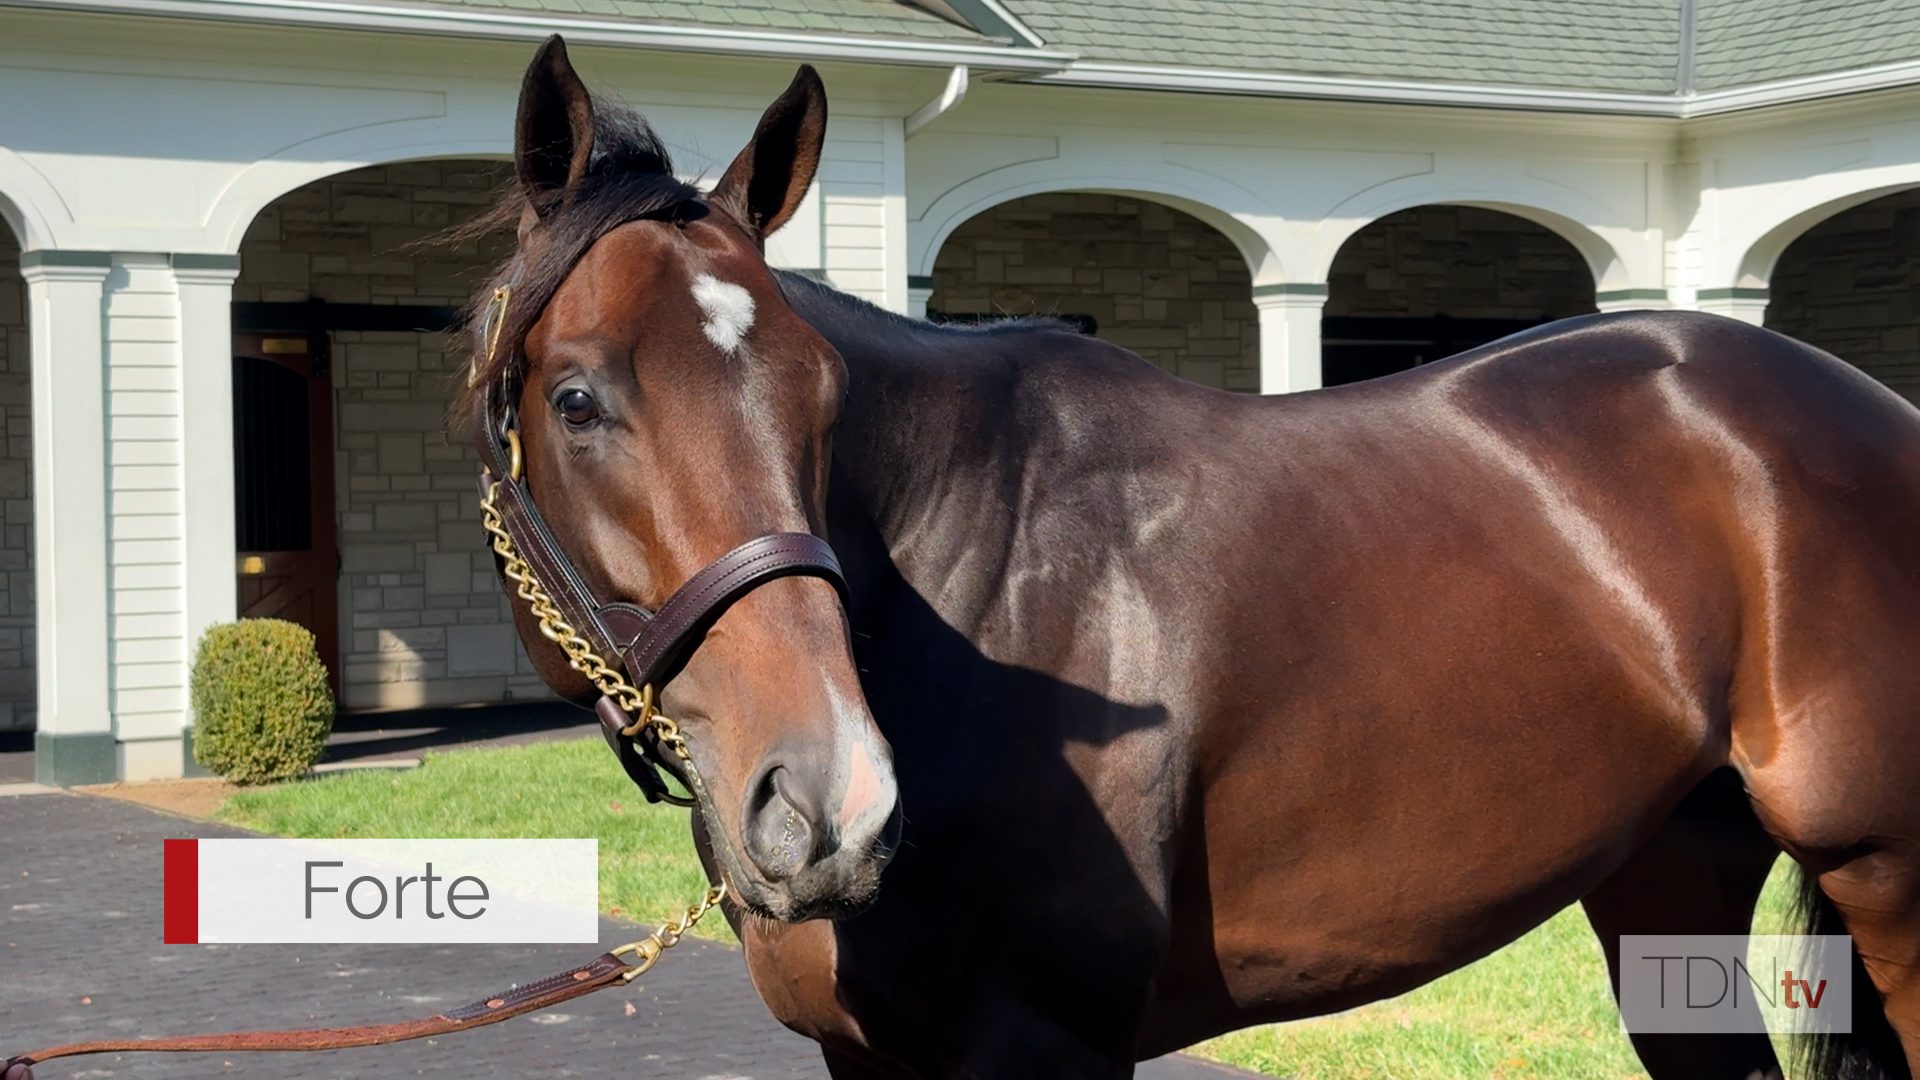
[[232, 333, 339, 691]]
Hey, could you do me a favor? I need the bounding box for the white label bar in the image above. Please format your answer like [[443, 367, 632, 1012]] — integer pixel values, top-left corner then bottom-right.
[[166, 838, 599, 944]]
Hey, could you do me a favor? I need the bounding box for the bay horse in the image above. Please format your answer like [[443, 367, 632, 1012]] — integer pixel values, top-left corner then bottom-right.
[[466, 36, 1920, 1079]]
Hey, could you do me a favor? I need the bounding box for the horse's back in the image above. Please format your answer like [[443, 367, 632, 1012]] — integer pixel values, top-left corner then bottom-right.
[[1286, 308, 1920, 773]]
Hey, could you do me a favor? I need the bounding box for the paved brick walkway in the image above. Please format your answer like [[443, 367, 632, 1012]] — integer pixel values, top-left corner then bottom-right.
[[1, 793, 1252, 1079]]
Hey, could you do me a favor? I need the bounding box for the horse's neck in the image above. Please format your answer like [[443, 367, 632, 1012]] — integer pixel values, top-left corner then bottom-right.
[[828, 331, 1015, 565]]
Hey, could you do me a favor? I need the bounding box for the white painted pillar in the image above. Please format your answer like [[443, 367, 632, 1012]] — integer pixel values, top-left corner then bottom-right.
[[174, 255, 240, 778], [880, 117, 910, 315], [21, 252, 114, 785], [1253, 285, 1326, 394], [1694, 287, 1770, 325], [906, 276, 935, 320]]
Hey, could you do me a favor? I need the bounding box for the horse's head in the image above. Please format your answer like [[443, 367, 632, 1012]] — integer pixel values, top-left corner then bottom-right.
[[465, 37, 899, 922]]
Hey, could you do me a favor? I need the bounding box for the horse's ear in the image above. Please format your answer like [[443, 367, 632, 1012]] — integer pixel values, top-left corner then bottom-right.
[[515, 35, 595, 214], [710, 65, 826, 241]]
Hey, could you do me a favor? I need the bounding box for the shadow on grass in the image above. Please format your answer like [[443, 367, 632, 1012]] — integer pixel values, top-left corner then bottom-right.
[[321, 699, 593, 764]]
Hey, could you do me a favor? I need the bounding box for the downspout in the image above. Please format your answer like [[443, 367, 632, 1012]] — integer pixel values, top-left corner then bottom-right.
[[906, 65, 970, 138]]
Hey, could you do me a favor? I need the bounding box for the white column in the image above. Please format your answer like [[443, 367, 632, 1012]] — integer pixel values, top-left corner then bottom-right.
[[906, 276, 935, 320], [21, 252, 114, 785], [1694, 287, 1769, 325], [174, 255, 239, 778], [880, 117, 910, 315], [1253, 285, 1326, 394]]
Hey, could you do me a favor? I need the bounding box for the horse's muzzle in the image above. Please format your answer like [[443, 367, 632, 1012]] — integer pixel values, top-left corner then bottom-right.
[[736, 754, 901, 921]]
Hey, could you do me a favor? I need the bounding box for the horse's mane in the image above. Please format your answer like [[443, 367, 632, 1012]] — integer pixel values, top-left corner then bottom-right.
[[447, 103, 701, 436], [448, 100, 1074, 437], [772, 269, 1073, 346]]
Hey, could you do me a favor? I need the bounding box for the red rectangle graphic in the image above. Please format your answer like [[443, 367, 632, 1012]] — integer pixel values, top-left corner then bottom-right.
[[163, 838, 198, 944]]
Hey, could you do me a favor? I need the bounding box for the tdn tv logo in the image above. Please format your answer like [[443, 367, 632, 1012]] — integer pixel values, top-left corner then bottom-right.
[[1617, 935, 1854, 1035]]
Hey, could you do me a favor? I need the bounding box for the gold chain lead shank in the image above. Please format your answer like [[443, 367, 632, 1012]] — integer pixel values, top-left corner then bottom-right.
[[611, 884, 728, 982], [477, 478, 690, 758]]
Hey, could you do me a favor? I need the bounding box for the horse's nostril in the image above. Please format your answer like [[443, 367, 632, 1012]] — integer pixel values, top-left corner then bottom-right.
[[742, 765, 817, 882]]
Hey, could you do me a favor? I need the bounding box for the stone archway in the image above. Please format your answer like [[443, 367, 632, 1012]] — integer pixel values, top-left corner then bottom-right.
[[234, 159, 544, 712], [1323, 205, 1598, 386], [928, 192, 1260, 392], [1766, 187, 1920, 408]]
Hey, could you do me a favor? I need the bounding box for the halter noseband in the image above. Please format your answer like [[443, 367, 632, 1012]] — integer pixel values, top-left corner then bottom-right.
[[472, 285, 850, 805]]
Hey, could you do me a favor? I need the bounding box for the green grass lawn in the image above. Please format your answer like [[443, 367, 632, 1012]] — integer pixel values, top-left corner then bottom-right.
[[1196, 859, 1801, 1080], [220, 738, 1803, 1078], [219, 737, 734, 943]]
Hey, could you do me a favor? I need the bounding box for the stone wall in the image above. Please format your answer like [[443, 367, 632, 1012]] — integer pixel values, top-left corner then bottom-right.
[[928, 192, 1260, 392], [236, 160, 550, 711], [1767, 187, 1920, 408], [1326, 205, 1598, 320], [0, 229, 30, 732]]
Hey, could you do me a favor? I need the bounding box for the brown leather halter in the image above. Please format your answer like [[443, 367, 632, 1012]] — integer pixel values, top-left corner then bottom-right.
[[3, 285, 852, 1078], [473, 366, 849, 806], [466, 276, 849, 805]]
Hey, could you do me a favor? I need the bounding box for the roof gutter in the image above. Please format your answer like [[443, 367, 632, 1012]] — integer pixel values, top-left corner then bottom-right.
[[0, 0, 1077, 71], [1684, 58, 1920, 116], [1028, 58, 1920, 118], [1027, 62, 1687, 116]]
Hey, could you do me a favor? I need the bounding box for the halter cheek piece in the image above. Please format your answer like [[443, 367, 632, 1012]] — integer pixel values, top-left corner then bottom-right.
[[472, 285, 850, 806]]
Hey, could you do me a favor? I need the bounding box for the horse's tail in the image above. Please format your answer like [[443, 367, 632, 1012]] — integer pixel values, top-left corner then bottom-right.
[[1793, 870, 1912, 1079]]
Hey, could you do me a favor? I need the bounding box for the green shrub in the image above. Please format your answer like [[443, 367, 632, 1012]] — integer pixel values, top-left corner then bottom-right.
[[191, 619, 335, 785]]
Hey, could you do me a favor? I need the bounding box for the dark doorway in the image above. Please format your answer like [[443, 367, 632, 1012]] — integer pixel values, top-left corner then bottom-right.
[[1321, 315, 1552, 387], [232, 333, 339, 691]]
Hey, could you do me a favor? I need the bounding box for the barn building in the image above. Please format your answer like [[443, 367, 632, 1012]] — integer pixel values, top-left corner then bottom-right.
[[1, 0, 1917, 782]]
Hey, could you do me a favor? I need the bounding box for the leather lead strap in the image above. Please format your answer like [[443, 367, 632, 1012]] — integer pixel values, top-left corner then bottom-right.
[[4, 952, 632, 1079]]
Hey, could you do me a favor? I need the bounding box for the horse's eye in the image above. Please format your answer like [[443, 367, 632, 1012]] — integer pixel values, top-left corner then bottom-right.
[[556, 388, 600, 427]]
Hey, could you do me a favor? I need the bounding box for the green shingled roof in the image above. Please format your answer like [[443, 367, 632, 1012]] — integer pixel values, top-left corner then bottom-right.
[[387, 0, 985, 42], [1005, 0, 1684, 94], [336, 0, 1920, 97], [1694, 0, 1920, 90]]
